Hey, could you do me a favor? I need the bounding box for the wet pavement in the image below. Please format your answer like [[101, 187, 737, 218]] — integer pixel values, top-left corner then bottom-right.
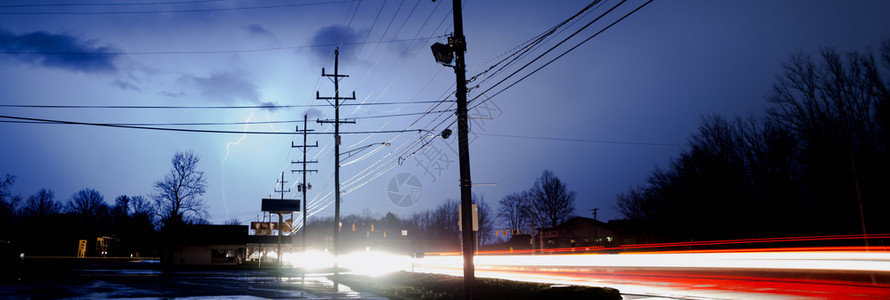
[[0, 268, 388, 299]]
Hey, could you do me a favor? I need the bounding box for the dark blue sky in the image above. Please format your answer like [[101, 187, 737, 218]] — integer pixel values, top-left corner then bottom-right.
[[1, 0, 889, 226]]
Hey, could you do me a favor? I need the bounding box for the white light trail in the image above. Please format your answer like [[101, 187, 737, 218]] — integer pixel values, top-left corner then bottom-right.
[[413, 250, 890, 273]]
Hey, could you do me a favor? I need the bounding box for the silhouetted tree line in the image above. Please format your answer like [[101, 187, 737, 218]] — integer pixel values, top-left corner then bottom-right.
[[0, 150, 210, 257], [0, 177, 158, 257], [616, 41, 890, 242], [408, 194, 497, 250], [300, 196, 495, 254]]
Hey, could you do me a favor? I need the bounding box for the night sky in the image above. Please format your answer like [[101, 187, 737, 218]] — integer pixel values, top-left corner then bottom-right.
[[2, 0, 889, 226]]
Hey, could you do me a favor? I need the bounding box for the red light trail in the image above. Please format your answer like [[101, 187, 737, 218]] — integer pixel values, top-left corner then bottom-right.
[[415, 234, 890, 299]]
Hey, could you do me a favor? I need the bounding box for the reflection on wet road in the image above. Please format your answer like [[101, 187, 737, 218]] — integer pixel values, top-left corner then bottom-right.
[[0, 269, 386, 299]]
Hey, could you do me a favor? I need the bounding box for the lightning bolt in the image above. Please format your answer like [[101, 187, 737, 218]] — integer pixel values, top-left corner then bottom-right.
[[220, 111, 256, 220]]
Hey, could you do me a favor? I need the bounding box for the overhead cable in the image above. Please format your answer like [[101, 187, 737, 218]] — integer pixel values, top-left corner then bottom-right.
[[0, 1, 351, 15], [0, 114, 432, 135]]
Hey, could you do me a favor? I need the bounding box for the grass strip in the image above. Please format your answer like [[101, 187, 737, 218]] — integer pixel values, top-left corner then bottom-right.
[[330, 271, 621, 300]]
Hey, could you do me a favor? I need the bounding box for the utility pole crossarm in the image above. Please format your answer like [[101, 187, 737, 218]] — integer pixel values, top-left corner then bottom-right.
[[316, 91, 356, 100], [317, 119, 356, 124], [292, 160, 319, 164], [292, 141, 318, 148], [321, 67, 349, 77]]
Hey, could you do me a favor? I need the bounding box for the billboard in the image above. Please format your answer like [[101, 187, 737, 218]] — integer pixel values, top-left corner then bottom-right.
[[251, 222, 280, 236], [261, 199, 300, 213]]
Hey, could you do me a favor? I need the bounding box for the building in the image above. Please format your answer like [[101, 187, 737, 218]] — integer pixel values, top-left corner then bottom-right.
[[162, 224, 287, 266], [540, 216, 615, 248]]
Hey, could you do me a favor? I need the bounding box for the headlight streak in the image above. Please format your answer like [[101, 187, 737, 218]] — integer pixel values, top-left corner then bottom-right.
[[281, 249, 412, 277], [277, 235, 890, 298]]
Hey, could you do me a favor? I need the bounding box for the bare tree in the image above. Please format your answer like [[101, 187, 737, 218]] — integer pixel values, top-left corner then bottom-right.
[[22, 188, 61, 218], [0, 174, 15, 203], [112, 195, 130, 220], [152, 150, 208, 229], [0, 174, 19, 240], [67, 188, 109, 221], [765, 45, 890, 234], [434, 198, 460, 238], [0, 174, 19, 215], [529, 170, 576, 228], [128, 195, 154, 218], [497, 191, 531, 233]]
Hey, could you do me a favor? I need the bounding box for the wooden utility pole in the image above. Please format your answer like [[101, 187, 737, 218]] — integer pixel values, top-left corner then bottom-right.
[[274, 172, 289, 269], [316, 49, 356, 276], [447, 0, 476, 298], [292, 114, 317, 259]]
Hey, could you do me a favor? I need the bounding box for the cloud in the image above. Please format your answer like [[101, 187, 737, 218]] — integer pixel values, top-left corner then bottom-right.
[[243, 24, 275, 39], [110, 79, 141, 91], [303, 108, 324, 120], [162, 91, 186, 98], [309, 25, 364, 62], [180, 71, 262, 104], [0, 26, 120, 73], [259, 100, 282, 112]]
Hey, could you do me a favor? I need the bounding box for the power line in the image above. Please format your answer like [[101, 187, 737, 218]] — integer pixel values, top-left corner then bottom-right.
[[0, 0, 351, 15], [469, 0, 628, 105], [0, 109, 458, 126], [471, 0, 655, 110], [0, 36, 442, 56], [336, 0, 363, 50], [402, 0, 652, 158], [369, 1, 621, 172], [395, 0, 654, 163], [0, 100, 452, 110], [352, 108, 456, 120], [0, 0, 222, 8], [383, 1, 606, 160], [0, 119, 298, 126], [0, 114, 431, 135], [470, 0, 604, 86], [352, 0, 388, 58], [310, 1, 658, 211]]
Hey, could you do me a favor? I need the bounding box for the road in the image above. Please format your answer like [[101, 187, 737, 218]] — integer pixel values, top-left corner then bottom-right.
[[414, 247, 890, 299], [0, 268, 386, 299]]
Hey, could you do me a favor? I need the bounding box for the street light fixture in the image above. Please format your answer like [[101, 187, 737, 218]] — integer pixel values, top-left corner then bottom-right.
[[441, 128, 452, 139], [431, 42, 454, 66]]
